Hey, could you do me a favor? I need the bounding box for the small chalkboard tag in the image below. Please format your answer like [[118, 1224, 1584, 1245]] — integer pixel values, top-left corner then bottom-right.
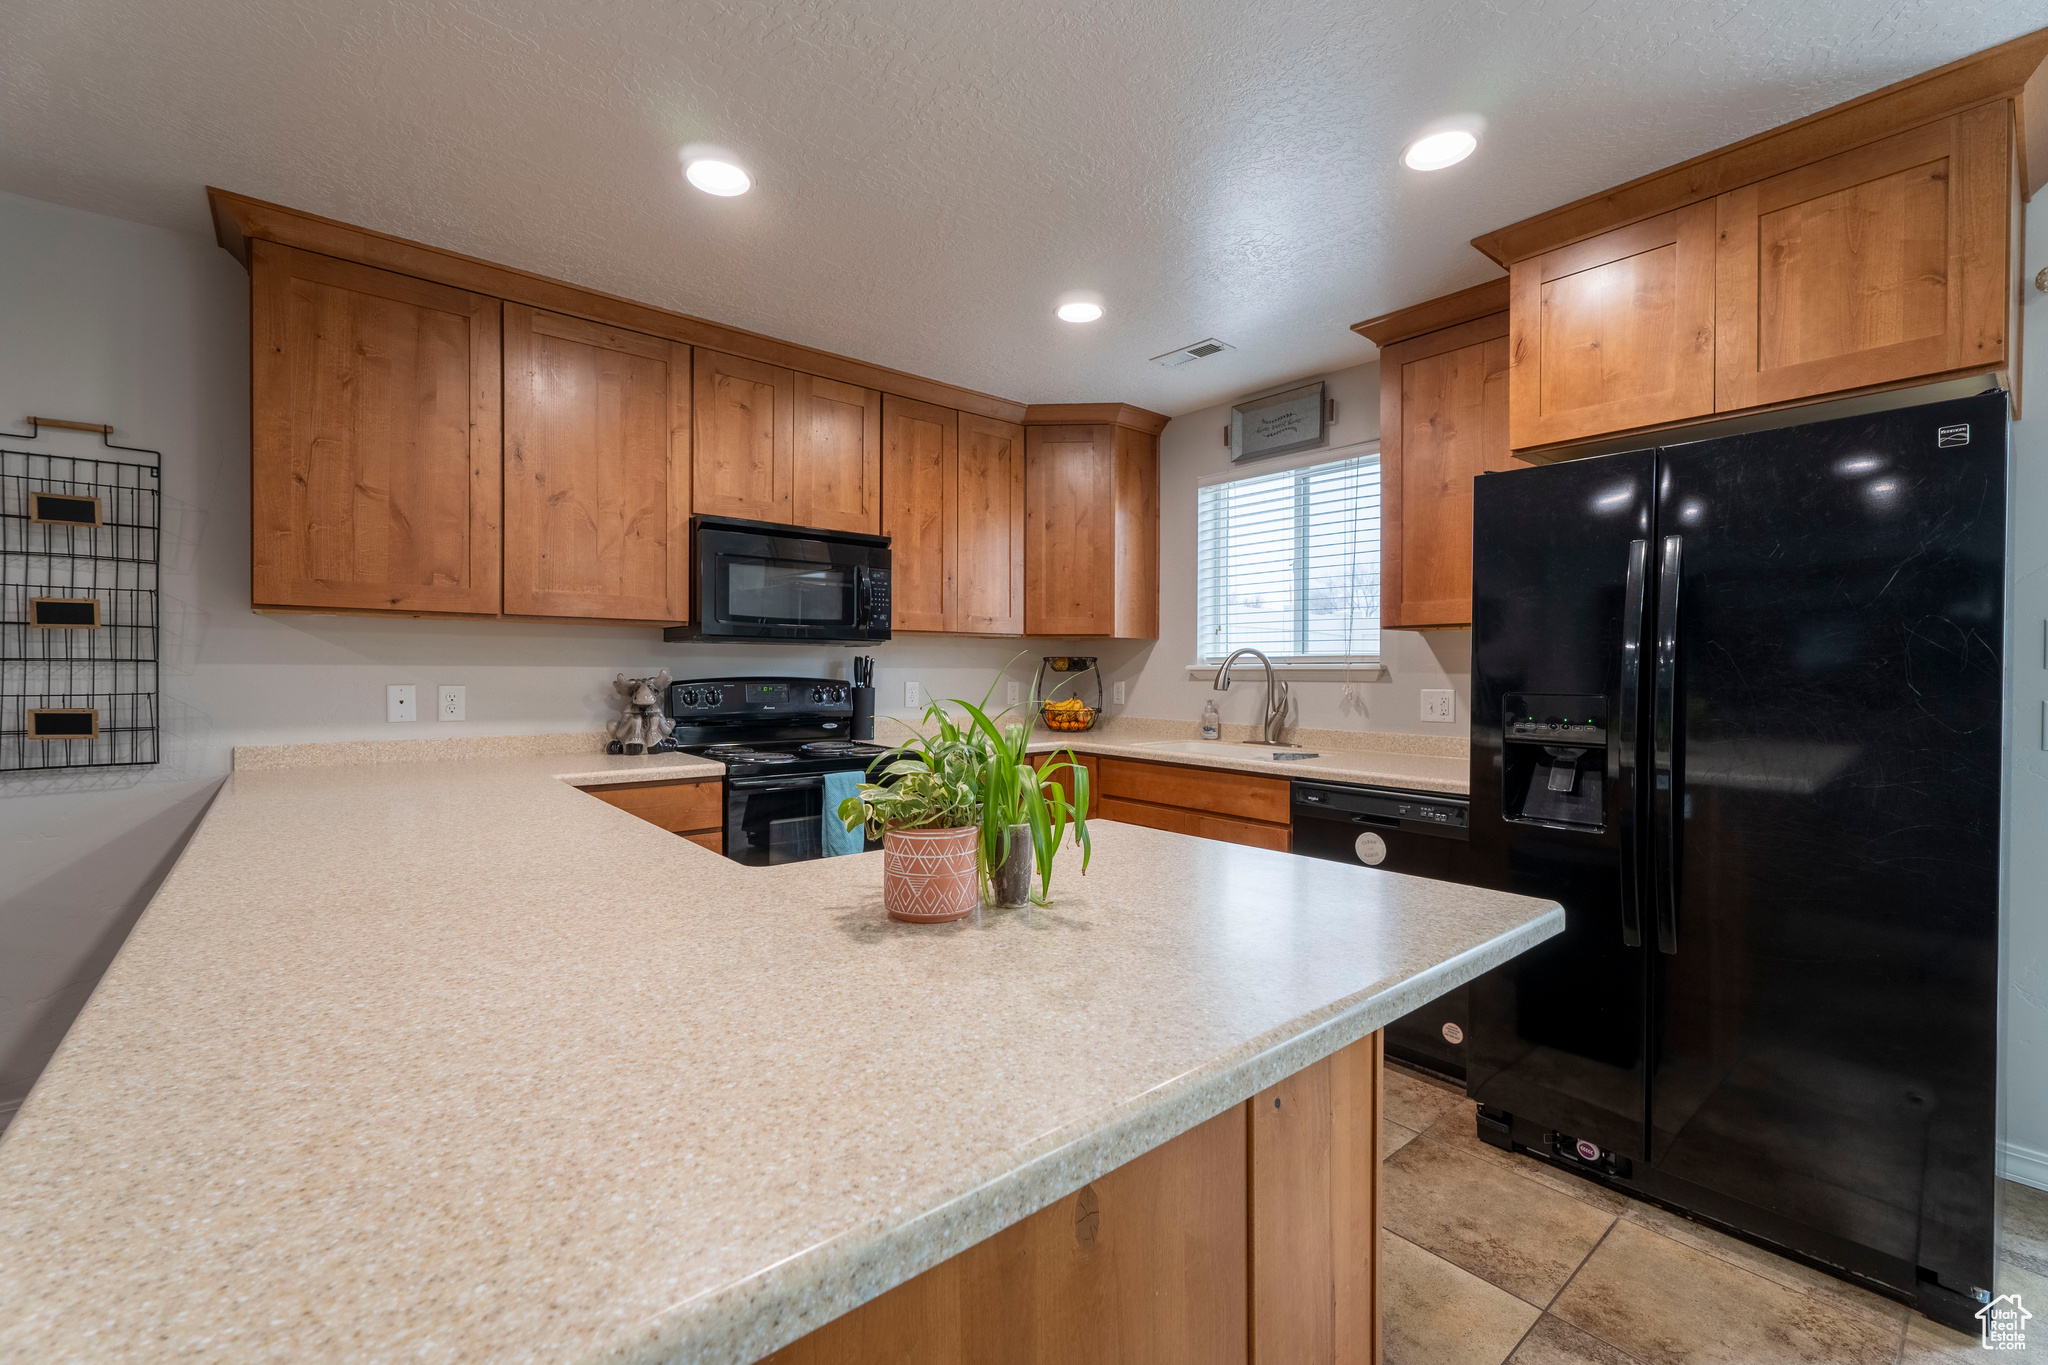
[[28, 708, 99, 740], [29, 597, 101, 628], [29, 491, 102, 527]]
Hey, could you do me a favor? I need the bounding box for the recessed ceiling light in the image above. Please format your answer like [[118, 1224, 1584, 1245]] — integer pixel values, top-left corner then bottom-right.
[[684, 158, 752, 196], [1402, 129, 1478, 171], [1057, 301, 1104, 323]]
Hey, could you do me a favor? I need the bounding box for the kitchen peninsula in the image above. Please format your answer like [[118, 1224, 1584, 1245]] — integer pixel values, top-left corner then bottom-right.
[[0, 740, 1561, 1364]]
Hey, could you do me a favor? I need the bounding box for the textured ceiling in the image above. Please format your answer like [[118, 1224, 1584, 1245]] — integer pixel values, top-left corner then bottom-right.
[[4, 1, 2046, 415]]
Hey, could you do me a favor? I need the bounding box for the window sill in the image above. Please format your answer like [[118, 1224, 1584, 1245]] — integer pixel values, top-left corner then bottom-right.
[[1185, 661, 1387, 680]]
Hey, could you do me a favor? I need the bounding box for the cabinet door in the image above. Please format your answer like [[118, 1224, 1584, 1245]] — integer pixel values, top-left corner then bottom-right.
[[1380, 314, 1518, 629], [793, 374, 881, 534], [503, 305, 689, 621], [250, 242, 501, 614], [950, 414, 1025, 634], [693, 349, 794, 522], [1715, 105, 2011, 411], [1507, 203, 1716, 450], [1024, 424, 1118, 636], [880, 396, 957, 633]]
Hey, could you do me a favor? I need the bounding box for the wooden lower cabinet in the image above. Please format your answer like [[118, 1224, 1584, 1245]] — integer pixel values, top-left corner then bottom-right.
[[1098, 797, 1291, 852], [762, 1031, 1383, 1365], [578, 779, 723, 850], [1094, 756, 1291, 851], [1032, 750, 1099, 818]]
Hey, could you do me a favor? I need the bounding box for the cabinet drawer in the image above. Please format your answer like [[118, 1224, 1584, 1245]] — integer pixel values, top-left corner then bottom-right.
[[581, 779, 722, 833], [1097, 757, 1291, 825], [681, 829, 724, 854], [1099, 797, 1290, 853]]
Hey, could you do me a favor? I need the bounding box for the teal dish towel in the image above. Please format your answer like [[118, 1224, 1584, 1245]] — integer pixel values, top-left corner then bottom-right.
[[822, 769, 867, 857]]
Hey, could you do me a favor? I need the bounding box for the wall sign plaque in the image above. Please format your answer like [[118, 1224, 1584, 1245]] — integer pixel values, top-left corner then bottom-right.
[[1230, 381, 1326, 463]]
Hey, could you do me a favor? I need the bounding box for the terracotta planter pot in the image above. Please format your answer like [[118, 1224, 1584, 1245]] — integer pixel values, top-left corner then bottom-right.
[[990, 823, 1035, 909], [882, 826, 982, 923]]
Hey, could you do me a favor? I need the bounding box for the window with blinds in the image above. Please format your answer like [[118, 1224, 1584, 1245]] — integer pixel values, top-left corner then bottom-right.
[[1196, 453, 1380, 663]]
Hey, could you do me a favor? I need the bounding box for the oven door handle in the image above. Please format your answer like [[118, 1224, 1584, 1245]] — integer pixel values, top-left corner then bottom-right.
[[727, 774, 826, 791]]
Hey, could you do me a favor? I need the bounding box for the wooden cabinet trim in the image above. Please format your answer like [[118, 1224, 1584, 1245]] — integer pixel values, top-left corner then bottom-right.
[[1468, 29, 2048, 266], [249, 241, 503, 616], [1351, 278, 1510, 348], [211, 188, 1030, 425], [503, 302, 690, 622], [1019, 402, 1169, 434]]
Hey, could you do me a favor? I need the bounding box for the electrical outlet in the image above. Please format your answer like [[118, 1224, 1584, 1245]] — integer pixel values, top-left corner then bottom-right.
[[1112, 680, 1126, 706], [1421, 689, 1456, 723], [1007, 680, 1020, 706], [387, 684, 417, 723], [905, 680, 921, 708], [438, 685, 466, 721]]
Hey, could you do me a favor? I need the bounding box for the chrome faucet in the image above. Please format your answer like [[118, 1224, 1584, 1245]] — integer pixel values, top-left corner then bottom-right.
[[1213, 647, 1295, 747]]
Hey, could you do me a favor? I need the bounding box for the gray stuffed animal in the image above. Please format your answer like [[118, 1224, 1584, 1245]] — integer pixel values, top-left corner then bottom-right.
[[608, 670, 675, 754]]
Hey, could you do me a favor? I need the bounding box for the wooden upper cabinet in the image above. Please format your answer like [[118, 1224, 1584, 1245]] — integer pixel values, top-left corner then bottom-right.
[[1715, 104, 2012, 411], [250, 242, 502, 615], [693, 349, 795, 522], [951, 414, 1026, 634], [1380, 312, 1520, 628], [880, 396, 957, 633], [792, 374, 881, 534], [1508, 203, 1717, 451], [1024, 422, 1159, 638], [502, 304, 690, 622]]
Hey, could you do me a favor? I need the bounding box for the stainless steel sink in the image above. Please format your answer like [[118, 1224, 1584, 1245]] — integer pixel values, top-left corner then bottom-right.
[[1134, 741, 1320, 761]]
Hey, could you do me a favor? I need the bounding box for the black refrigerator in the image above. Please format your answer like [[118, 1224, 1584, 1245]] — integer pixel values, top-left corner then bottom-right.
[[1466, 391, 2007, 1330]]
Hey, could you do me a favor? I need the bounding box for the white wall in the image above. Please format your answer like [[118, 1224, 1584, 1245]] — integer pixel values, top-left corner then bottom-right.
[[1117, 361, 1472, 737], [2003, 206, 2048, 1189], [0, 190, 1099, 1117]]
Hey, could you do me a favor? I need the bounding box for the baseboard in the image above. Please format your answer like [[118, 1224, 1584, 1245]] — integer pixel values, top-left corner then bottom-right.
[[2001, 1139, 2048, 1192]]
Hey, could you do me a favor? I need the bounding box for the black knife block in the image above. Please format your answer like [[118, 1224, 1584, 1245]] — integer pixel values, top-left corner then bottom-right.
[[849, 686, 876, 741]]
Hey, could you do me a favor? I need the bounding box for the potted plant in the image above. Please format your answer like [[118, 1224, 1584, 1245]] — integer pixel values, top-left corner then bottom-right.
[[837, 677, 1092, 921]]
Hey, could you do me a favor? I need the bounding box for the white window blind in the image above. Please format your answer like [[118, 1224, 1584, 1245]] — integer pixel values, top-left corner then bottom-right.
[[1196, 453, 1380, 664]]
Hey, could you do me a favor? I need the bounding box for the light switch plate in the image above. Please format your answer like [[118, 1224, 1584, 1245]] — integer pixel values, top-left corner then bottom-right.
[[387, 684, 417, 723], [438, 685, 466, 721], [1421, 689, 1456, 723], [905, 680, 921, 708]]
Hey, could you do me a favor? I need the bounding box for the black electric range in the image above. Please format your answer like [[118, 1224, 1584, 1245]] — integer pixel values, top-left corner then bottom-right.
[[654, 676, 893, 864]]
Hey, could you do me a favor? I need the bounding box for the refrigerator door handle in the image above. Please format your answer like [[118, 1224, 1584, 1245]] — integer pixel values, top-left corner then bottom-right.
[[1652, 534, 1683, 955], [1616, 538, 1649, 948]]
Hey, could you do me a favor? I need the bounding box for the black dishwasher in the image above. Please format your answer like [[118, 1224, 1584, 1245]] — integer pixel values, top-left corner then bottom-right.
[[1292, 780, 1476, 1084]]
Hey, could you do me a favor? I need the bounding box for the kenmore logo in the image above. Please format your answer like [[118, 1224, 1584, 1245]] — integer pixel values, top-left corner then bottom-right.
[[1937, 424, 1970, 447]]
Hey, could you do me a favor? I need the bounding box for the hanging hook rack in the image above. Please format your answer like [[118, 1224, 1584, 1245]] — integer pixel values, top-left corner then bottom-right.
[[0, 417, 162, 464]]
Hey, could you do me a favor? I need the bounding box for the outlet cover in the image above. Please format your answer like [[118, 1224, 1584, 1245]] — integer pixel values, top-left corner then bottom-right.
[[1112, 681, 1126, 705], [1007, 680, 1020, 706], [1421, 689, 1456, 723], [905, 680, 921, 708], [438, 685, 466, 721], [387, 684, 417, 723]]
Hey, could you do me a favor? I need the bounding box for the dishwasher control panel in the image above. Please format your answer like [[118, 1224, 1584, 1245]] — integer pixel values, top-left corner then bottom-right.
[[1293, 781, 1469, 838]]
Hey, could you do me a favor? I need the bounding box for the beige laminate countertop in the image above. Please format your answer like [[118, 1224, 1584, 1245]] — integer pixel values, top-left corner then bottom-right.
[[0, 743, 1556, 1365]]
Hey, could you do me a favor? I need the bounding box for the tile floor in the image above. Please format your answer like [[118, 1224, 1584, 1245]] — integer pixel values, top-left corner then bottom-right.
[[1380, 1062, 2048, 1364]]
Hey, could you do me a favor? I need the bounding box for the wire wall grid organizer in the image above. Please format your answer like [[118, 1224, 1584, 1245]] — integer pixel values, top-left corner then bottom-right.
[[1, 418, 161, 772]]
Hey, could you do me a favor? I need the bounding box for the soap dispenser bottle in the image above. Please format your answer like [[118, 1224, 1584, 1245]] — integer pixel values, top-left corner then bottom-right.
[[1201, 698, 1221, 740]]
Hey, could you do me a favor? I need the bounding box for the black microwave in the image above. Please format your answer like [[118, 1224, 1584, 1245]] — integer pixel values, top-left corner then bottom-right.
[[662, 516, 892, 644]]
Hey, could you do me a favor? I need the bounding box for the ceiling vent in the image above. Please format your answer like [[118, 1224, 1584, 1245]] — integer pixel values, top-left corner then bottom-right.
[[1151, 337, 1235, 368]]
